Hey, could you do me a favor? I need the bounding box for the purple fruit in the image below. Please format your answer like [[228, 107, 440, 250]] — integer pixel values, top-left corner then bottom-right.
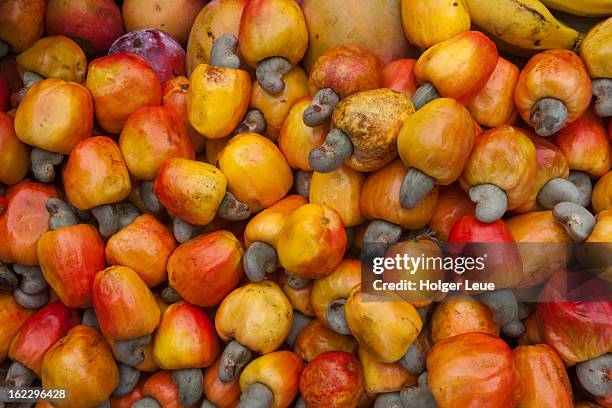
[[109, 29, 186, 84]]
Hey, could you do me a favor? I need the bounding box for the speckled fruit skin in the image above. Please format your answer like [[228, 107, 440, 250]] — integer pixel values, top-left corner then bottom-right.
[[41, 325, 120, 408], [299, 351, 364, 408]]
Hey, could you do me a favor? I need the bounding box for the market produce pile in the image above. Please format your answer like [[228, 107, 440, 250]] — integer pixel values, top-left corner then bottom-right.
[[0, 0, 611, 407]]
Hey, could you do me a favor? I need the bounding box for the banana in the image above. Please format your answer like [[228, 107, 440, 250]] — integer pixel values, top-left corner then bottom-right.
[[541, 0, 612, 17], [465, 0, 583, 50]]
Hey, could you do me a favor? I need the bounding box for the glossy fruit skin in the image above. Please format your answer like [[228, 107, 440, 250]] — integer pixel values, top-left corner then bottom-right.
[[154, 157, 227, 225], [0, 182, 57, 265], [360, 160, 439, 229], [311, 259, 362, 329], [468, 57, 519, 127], [153, 301, 220, 369], [427, 332, 524, 408], [119, 106, 195, 180], [301, 0, 414, 72], [244, 194, 307, 247], [38, 224, 106, 308], [513, 344, 573, 408], [553, 110, 612, 177], [14, 78, 94, 154], [162, 76, 206, 152], [8, 301, 80, 375], [45, 0, 124, 54], [449, 215, 523, 289], [109, 29, 187, 84], [580, 17, 612, 78], [308, 44, 382, 99], [240, 351, 304, 408], [0, 111, 29, 185], [592, 171, 612, 213], [216, 281, 292, 354], [0, 0, 45, 53], [430, 293, 499, 344], [16, 36, 88, 83], [0, 292, 33, 363], [381, 59, 418, 98], [278, 97, 328, 171], [186, 0, 248, 74], [515, 49, 592, 129], [299, 351, 364, 408], [168, 230, 243, 307], [238, 0, 308, 67], [277, 203, 347, 279], [278, 272, 315, 316], [359, 346, 416, 394], [187, 63, 251, 140], [415, 31, 499, 104], [346, 285, 423, 363], [41, 325, 120, 408], [86, 53, 162, 134], [106, 214, 177, 287], [204, 356, 241, 408], [333, 88, 414, 172], [383, 239, 447, 306], [401, 0, 471, 48], [93, 266, 161, 341], [428, 184, 474, 241], [123, 0, 206, 45], [250, 66, 309, 140], [218, 133, 293, 212], [310, 166, 365, 227], [63, 136, 132, 210], [460, 126, 537, 211], [398, 98, 476, 185], [514, 134, 570, 213], [294, 319, 358, 362], [537, 271, 612, 366], [506, 211, 572, 288]]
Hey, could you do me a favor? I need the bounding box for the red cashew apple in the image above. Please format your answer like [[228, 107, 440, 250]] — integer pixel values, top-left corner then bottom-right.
[[537, 269, 612, 366], [153, 301, 220, 369], [0, 181, 57, 265], [8, 301, 80, 376], [299, 351, 364, 408], [168, 230, 244, 307], [38, 223, 106, 308], [45, 0, 124, 54], [92, 266, 161, 341], [427, 332, 524, 408]]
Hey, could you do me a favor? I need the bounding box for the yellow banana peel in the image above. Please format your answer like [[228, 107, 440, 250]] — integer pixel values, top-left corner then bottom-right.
[[541, 0, 612, 17], [465, 0, 583, 50]]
